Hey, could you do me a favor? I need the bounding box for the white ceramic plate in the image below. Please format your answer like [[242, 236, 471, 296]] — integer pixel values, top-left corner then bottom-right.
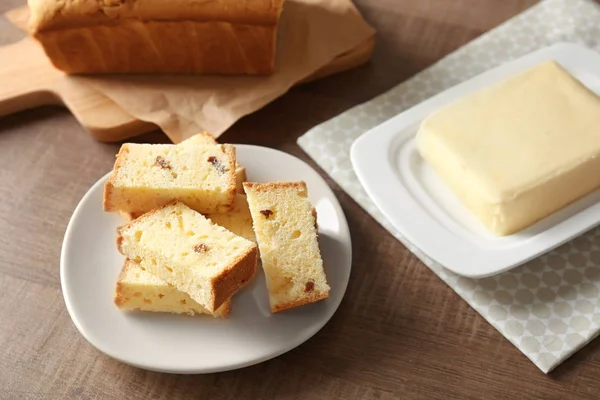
[[60, 144, 352, 373], [350, 42, 600, 278]]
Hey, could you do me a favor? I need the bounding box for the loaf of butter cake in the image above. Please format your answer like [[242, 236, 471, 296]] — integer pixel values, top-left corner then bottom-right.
[[243, 181, 329, 312], [27, 0, 284, 75], [117, 201, 257, 312], [115, 259, 231, 317]]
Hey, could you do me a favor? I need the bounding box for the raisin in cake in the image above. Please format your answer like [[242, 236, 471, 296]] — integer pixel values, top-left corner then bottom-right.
[[117, 201, 257, 312], [115, 259, 231, 317], [243, 181, 330, 312]]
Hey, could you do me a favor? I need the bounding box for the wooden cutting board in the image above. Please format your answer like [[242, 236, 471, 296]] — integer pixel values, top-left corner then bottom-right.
[[0, 6, 375, 142]]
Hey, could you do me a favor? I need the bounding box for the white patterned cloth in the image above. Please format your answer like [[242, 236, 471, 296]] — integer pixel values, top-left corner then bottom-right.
[[297, 0, 600, 373]]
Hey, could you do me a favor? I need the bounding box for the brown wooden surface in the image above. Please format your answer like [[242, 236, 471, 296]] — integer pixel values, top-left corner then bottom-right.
[[2, 0, 600, 399]]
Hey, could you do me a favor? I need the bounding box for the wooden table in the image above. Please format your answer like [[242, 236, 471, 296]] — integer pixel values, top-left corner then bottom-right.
[[2, 0, 599, 398]]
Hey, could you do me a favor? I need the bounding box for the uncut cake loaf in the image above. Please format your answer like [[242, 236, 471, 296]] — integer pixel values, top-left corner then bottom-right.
[[104, 141, 237, 215], [243, 181, 329, 312], [117, 201, 258, 312], [115, 259, 231, 317], [27, 0, 285, 75]]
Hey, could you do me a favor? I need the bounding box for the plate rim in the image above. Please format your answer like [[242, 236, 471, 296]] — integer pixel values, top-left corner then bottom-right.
[[60, 144, 352, 374], [350, 42, 600, 278]]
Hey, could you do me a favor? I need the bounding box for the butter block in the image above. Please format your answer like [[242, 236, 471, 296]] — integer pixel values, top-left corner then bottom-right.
[[416, 61, 600, 236]]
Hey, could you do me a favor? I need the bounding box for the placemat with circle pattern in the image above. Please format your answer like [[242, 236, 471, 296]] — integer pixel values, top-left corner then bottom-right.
[[297, 0, 600, 373]]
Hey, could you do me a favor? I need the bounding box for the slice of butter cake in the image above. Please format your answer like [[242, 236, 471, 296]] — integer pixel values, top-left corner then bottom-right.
[[181, 132, 247, 192], [103, 141, 237, 215], [117, 201, 258, 312], [120, 195, 257, 244], [115, 259, 231, 317], [243, 181, 330, 313], [207, 194, 256, 243]]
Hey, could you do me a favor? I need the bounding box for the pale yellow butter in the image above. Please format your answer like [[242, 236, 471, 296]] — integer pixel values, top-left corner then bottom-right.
[[416, 61, 600, 236]]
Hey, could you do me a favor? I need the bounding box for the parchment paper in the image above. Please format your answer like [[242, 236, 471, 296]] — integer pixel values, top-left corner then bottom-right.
[[73, 0, 375, 143]]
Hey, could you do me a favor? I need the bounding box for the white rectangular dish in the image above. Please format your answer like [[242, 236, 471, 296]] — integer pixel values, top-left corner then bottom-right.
[[350, 42, 600, 278]]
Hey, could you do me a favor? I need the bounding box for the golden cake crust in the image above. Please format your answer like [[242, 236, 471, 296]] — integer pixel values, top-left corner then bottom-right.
[[103, 144, 130, 213], [270, 291, 329, 313], [210, 245, 258, 310], [243, 181, 307, 193], [29, 0, 284, 31], [28, 0, 284, 74]]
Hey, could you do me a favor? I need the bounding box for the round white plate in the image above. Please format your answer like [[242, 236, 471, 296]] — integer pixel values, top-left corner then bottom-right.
[[60, 144, 352, 374]]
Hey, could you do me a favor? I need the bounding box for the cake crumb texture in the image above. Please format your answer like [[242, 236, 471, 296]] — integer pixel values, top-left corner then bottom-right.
[[117, 201, 257, 312], [244, 181, 329, 312]]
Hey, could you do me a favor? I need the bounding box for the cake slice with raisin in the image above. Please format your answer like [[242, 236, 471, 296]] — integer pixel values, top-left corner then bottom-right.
[[115, 259, 231, 317], [117, 201, 258, 312], [181, 132, 247, 192], [243, 181, 330, 313], [103, 141, 237, 215]]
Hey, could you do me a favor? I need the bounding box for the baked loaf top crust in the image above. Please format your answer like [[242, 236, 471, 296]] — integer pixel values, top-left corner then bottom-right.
[[29, 0, 285, 32]]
